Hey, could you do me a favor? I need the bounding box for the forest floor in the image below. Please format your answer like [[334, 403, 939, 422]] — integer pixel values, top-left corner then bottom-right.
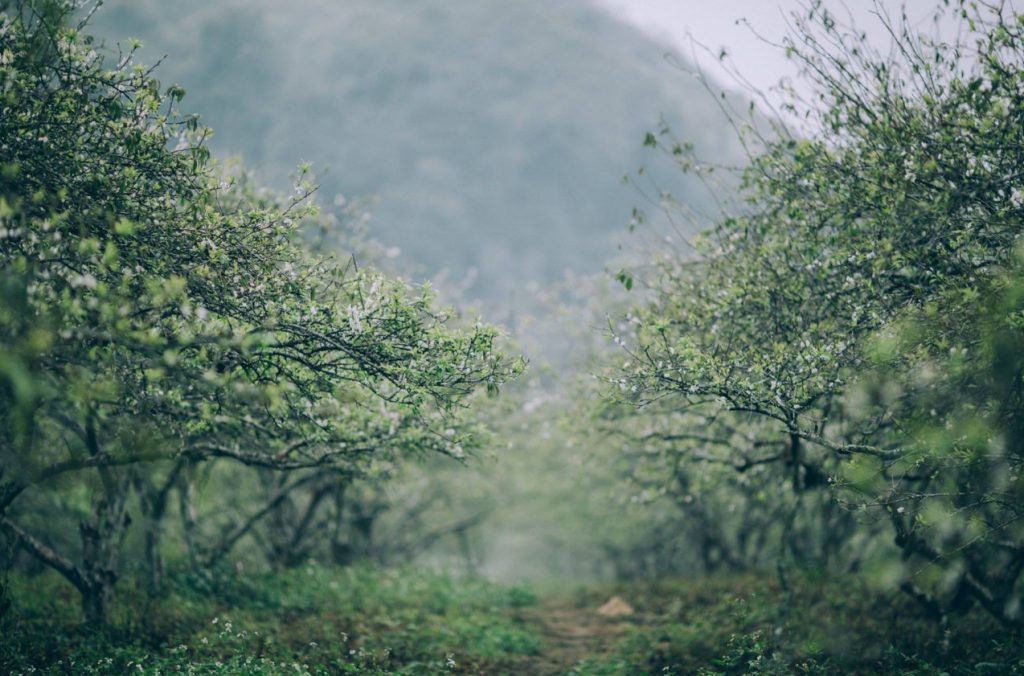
[[509, 598, 635, 674], [3, 566, 1022, 674]]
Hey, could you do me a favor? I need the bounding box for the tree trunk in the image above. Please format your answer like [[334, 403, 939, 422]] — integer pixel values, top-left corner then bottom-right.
[[176, 467, 205, 575], [78, 473, 130, 626], [80, 578, 112, 627], [278, 482, 333, 568], [133, 461, 184, 595]]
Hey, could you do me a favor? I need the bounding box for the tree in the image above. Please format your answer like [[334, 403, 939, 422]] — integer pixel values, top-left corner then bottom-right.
[[0, 0, 522, 624], [614, 0, 1024, 628]]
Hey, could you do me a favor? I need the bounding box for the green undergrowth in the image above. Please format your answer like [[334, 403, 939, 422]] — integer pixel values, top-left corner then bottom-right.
[[4, 567, 1023, 674], [0, 563, 540, 674], [563, 573, 1024, 675]]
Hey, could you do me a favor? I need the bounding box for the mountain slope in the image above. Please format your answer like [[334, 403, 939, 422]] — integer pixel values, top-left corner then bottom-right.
[[90, 0, 738, 309]]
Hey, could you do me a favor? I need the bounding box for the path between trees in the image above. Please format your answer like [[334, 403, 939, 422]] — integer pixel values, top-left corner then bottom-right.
[[507, 597, 638, 674]]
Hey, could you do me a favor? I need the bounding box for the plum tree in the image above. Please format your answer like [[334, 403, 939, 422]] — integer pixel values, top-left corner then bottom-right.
[[614, 0, 1024, 628], [0, 0, 522, 623]]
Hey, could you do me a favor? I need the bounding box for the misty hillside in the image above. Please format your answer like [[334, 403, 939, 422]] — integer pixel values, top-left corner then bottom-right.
[[89, 0, 738, 309]]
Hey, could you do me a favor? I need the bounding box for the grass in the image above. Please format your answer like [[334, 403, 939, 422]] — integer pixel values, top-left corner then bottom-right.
[[0, 563, 540, 674], [2, 565, 1023, 674], [559, 572, 1024, 675]]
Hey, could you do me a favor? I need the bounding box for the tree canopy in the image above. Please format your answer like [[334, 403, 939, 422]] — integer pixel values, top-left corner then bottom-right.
[[614, 0, 1024, 628], [0, 0, 522, 623]]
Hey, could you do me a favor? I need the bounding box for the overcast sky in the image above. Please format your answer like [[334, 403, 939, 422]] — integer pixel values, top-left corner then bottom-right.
[[593, 0, 953, 103]]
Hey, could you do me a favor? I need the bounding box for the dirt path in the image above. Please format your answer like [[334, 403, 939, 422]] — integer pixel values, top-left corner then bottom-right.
[[507, 599, 636, 675]]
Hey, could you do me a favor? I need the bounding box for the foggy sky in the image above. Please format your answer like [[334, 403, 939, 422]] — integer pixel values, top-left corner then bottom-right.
[[594, 0, 956, 105]]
